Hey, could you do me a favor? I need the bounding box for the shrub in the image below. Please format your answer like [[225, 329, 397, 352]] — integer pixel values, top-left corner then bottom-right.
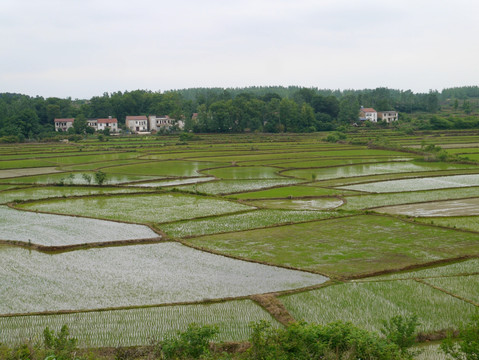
[[441, 315, 479, 360], [156, 323, 218, 360], [43, 325, 78, 360]]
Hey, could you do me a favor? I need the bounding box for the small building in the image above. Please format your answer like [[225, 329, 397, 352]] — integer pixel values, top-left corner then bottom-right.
[[359, 107, 377, 122], [378, 111, 398, 123], [87, 119, 98, 129], [97, 117, 118, 132], [149, 115, 173, 132], [54, 118, 74, 132], [126, 115, 148, 133]]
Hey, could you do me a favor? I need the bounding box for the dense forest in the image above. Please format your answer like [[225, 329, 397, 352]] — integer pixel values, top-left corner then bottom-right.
[[1, 86, 478, 141]]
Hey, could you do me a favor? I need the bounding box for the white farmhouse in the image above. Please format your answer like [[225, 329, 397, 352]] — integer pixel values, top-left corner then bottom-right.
[[87, 119, 98, 129], [54, 118, 74, 132], [97, 117, 118, 132], [126, 115, 148, 133], [378, 111, 399, 123], [359, 107, 377, 122]]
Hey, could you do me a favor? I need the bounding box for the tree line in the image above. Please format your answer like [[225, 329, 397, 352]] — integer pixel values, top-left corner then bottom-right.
[[1, 86, 478, 141]]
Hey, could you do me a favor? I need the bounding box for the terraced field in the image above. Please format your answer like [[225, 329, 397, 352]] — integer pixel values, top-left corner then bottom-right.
[[1, 131, 479, 358]]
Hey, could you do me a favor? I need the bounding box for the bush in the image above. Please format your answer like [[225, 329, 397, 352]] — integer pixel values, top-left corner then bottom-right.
[[156, 323, 218, 360], [43, 325, 78, 360], [94, 171, 107, 185], [441, 315, 479, 360], [247, 320, 405, 360], [381, 314, 419, 358]]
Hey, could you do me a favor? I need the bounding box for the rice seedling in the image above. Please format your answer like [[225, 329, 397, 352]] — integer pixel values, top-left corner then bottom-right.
[[245, 198, 343, 210], [0, 242, 328, 314], [177, 179, 301, 195], [376, 198, 479, 217], [283, 162, 474, 181], [0, 167, 62, 179], [280, 280, 477, 333], [341, 186, 479, 210], [415, 216, 479, 232], [18, 193, 253, 223], [0, 206, 158, 246], [0, 300, 281, 347], [187, 215, 479, 277], [0, 186, 149, 204], [362, 259, 479, 281], [160, 209, 345, 238], [340, 174, 479, 193], [422, 275, 479, 304]]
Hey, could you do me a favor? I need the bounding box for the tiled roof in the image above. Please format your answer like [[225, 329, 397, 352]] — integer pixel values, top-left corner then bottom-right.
[[361, 108, 376, 112], [126, 115, 147, 121], [97, 118, 118, 123], [54, 118, 74, 122]]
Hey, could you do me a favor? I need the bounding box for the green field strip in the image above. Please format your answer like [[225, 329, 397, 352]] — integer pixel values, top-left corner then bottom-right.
[[416, 216, 479, 233], [0, 300, 282, 347], [419, 275, 479, 306], [187, 215, 479, 278], [176, 178, 303, 195], [17, 192, 254, 224], [341, 186, 479, 210], [280, 280, 478, 333], [0, 186, 152, 204], [160, 209, 346, 238], [230, 185, 355, 199], [358, 259, 479, 281]]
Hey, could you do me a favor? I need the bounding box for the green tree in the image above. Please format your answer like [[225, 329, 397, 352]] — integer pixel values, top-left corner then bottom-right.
[[43, 325, 78, 360], [338, 95, 359, 123], [157, 323, 218, 360], [72, 114, 87, 134], [441, 315, 479, 360], [381, 314, 419, 358], [94, 170, 107, 185]]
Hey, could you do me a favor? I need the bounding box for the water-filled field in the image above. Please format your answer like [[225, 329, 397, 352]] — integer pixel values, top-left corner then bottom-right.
[[2, 131, 479, 349], [0, 242, 327, 314], [0, 206, 159, 246]]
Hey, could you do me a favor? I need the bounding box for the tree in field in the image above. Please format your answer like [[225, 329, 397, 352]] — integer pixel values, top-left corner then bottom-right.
[[72, 114, 87, 134], [338, 95, 360, 123], [441, 315, 479, 360]]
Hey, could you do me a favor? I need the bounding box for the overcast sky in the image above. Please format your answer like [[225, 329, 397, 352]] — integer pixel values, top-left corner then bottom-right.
[[1, 0, 478, 99]]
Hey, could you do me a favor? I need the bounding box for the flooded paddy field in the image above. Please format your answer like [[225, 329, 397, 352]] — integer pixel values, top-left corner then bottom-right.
[[1, 131, 479, 348]]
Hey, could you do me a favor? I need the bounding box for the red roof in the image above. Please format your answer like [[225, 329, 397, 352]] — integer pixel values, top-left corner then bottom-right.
[[54, 118, 74, 122], [126, 115, 147, 121], [361, 108, 376, 113], [97, 118, 118, 123]]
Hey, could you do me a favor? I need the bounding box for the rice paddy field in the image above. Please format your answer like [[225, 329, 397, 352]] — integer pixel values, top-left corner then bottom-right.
[[1, 131, 479, 358]]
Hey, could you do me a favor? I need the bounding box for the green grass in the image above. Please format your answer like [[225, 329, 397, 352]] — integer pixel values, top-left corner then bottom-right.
[[341, 187, 479, 210], [362, 259, 479, 281], [244, 198, 343, 210], [18, 193, 253, 224], [283, 161, 475, 181], [423, 275, 479, 304], [0, 186, 151, 204], [177, 179, 302, 195], [230, 185, 353, 199], [416, 216, 479, 232], [160, 209, 346, 238], [0, 300, 281, 347], [204, 166, 284, 179], [103, 160, 229, 177], [187, 215, 479, 277], [0, 171, 162, 185], [280, 280, 477, 333]]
